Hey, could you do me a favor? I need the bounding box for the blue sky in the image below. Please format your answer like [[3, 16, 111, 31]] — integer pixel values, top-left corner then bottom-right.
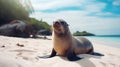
[[30, 0, 120, 35]]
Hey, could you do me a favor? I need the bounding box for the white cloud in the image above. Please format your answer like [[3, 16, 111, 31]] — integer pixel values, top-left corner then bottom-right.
[[31, 0, 83, 11], [84, 2, 106, 13], [93, 12, 120, 17], [96, 12, 113, 15], [113, 0, 120, 6], [29, 0, 120, 35], [30, 10, 90, 24], [31, 0, 106, 13], [30, 11, 120, 35]]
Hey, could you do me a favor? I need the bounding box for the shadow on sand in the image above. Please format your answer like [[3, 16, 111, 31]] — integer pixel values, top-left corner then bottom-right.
[[60, 52, 104, 67], [38, 52, 104, 67]]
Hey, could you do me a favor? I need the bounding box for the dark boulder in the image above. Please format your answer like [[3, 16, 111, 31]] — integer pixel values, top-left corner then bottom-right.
[[37, 29, 52, 36], [0, 20, 36, 38]]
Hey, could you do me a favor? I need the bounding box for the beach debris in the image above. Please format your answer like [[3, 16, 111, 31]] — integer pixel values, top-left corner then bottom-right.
[[17, 52, 22, 56], [22, 57, 29, 60], [16, 43, 24, 47], [1, 45, 5, 48]]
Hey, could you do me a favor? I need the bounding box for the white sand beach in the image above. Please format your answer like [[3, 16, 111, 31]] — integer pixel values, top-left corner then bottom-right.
[[0, 35, 120, 67]]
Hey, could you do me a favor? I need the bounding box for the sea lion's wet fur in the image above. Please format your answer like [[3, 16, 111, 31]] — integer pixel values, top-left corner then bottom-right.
[[51, 19, 94, 61]]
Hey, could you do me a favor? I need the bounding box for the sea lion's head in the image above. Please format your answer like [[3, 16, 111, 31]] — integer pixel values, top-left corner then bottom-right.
[[52, 19, 69, 36]]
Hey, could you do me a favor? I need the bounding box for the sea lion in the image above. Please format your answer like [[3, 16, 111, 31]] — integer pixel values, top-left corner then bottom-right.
[[49, 19, 94, 61]]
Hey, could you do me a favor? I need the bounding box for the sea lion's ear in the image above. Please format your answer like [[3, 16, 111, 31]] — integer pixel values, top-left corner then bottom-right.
[[64, 22, 69, 26], [65, 23, 69, 26], [67, 23, 69, 26]]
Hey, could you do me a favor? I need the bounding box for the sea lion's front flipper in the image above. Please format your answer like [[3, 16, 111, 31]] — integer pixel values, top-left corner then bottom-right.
[[67, 51, 82, 61], [38, 48, 56, 58], [49, 48, 57, 57]]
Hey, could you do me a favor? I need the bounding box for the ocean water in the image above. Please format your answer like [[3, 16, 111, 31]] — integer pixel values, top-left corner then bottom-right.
[[76, 35, 120, 48]]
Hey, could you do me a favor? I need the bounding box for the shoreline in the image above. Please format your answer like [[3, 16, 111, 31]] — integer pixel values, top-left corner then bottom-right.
[[88, 38, 120, 49], [0, 35, 120, 67], [76, 36, 120, 48]]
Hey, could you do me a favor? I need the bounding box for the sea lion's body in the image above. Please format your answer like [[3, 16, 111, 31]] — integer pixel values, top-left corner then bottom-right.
[[53, 30, 93, 56], [50, 19, 94, 61]]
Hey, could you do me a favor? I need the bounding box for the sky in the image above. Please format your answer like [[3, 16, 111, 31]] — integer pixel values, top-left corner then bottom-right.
[[29, 0, 120, 35]]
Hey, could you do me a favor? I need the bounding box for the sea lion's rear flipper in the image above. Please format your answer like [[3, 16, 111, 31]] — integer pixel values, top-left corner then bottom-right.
[[49, 48, 57, 57], [87, 48, 104, 56], [67, 51, 82, 61], [91, 52, 104, 56]]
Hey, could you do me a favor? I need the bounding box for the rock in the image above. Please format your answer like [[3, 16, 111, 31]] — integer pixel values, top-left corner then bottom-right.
[[0, 20, 36, 38]]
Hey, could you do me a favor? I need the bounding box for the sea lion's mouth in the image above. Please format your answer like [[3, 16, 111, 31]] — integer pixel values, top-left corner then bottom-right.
[[58, 32, 67, 37]]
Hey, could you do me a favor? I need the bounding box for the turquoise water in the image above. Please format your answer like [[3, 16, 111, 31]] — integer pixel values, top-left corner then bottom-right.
[[76, 36, 120, 48]]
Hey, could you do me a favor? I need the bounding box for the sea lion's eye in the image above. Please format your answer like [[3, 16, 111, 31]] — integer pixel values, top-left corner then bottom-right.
[[61, 22, 68, 26], [61, 22, 65, 25]]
